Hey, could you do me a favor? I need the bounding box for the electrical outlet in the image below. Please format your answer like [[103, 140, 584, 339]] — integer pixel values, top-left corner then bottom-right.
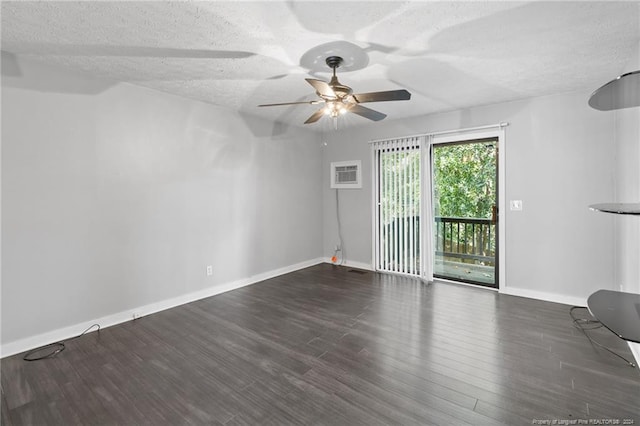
[[335, 244, 341, 251], [206, 265, 213, 276], [510, 200, 523, 211]]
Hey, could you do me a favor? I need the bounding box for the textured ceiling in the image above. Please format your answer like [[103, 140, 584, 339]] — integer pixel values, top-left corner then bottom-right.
[[2, 1, 639, 131]]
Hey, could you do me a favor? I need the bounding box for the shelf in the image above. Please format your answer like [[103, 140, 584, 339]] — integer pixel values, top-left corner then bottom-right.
[[588, 70, 640, 111], [589, 203, 640, 215]]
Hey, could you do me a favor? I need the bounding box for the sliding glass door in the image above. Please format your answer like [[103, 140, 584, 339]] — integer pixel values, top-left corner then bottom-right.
[[432, 138, 498, 288], [372, 127, 504, 288]]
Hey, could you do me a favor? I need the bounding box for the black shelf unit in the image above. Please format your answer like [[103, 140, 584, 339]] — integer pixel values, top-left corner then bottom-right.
[[589, 71, 640, 215], [589, 203, 640, 215]]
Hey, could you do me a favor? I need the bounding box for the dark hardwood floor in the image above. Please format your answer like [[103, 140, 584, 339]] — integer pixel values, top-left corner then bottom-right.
[[2, 264, 639, 425]]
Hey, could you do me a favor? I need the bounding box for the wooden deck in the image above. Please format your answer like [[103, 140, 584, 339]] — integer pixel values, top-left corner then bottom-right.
[[2, 263, 638, 425], [435, 258, 496, 286]]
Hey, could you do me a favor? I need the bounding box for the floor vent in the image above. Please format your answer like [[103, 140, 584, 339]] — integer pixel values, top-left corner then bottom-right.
[[348, 269, 368, 275]]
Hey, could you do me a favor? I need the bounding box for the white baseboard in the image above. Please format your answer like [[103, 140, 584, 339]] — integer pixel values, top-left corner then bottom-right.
[[628, 342, 640, 368], [322, 257, 374, 271], [1, 257, 324, 358], [499, 286, 587, 307]]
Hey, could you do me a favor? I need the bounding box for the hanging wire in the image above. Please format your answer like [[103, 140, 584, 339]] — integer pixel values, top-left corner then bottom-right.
[[569, 307, 635, 367], [23, 324, 101, 362], [334, 188, 346, 265]]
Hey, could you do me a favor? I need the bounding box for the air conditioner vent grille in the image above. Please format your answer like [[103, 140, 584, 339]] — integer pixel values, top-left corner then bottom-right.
[[330, 160, 362, 189], [335, 166, 358, 184]]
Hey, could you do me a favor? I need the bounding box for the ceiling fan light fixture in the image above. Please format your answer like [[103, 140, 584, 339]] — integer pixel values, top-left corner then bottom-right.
[[258, 55, 411, 125], [324, 100, 346, 118]]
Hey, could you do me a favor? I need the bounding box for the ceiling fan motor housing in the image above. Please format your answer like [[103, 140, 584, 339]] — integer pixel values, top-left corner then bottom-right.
[[329, 77, 353, 99]]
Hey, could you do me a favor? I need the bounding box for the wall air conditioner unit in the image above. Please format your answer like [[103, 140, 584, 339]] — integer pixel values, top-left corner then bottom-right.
[[331, 160, 362, 189]]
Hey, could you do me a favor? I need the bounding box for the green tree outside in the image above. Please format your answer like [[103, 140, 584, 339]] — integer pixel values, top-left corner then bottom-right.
[[433, 141, 497, 219]]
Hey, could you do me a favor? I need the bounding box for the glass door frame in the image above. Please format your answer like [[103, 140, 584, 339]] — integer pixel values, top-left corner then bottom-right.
[[430, 129, 506, 289]]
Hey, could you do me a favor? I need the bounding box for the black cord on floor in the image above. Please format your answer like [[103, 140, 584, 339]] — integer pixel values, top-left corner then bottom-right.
[[569, 306, 603, 330], [335, 189, 346, 266], [569, 306, 635, 367], [23, 324, 101, 362]]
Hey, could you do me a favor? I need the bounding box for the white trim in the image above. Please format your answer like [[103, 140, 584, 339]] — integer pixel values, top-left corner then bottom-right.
[[1, 258, 324, 358], [498, 129, 506, 290], [628, 342, 640, 368], [499, 286, 587, 307], [323, 258, 374, 271]]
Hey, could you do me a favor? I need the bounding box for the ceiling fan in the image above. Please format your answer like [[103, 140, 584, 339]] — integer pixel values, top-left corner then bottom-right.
[[258, 56, 411, 125]]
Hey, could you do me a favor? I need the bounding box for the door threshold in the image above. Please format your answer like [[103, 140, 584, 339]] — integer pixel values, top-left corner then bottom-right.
[[433, 277, 499, 291]]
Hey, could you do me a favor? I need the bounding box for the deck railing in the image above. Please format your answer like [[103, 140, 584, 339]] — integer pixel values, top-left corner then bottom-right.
[[381, 216, 495, 271], [434, 216, 495, 265]]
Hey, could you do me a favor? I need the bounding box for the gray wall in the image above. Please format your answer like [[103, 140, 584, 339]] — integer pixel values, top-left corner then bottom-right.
[[322, 91, 617, 303], [2, 58, 323, 349]]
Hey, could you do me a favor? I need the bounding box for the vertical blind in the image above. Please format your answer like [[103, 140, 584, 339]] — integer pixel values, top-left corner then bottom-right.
[[371, 124, 506, 282], [373, 137, 422, 276]]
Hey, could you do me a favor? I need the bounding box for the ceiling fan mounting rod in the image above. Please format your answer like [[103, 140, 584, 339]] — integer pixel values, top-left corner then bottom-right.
[[326, 56, 343, 76]]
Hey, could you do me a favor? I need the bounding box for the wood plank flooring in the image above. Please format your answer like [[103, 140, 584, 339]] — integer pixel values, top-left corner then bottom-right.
[[2, 264, 639, 425]]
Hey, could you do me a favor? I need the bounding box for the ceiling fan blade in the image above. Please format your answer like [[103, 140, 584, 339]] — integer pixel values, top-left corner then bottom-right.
[[305, 78, 336, 99], [348, 104, 387, 121], [352, 89, 411, 103], [258, 100, 323, 107], [304, 108, 326, 124]]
